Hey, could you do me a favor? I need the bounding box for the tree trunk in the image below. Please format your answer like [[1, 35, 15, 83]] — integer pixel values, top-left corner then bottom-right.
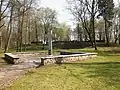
[[42, 33, 45, 49], [42, 25, 46, 50], [16, 39, 19, 52], [28, 20, 31, 44], [24, 32, 27, 51], [92, 15, 97, 50], [24, 21, 28, 51], [79, 33, 82, 41], [19, 9, 25, 52], [0, 0, 3, 29], [99, 32, 102, 41], [104, 19, 109, 47], [4, 5, 14, 53], [119, 34, 120, 45], [91, 0, 97, 50], [119, 19, 120, 45], [82, 25, 94, 47], [35, 19, 38, 45], [80, 12, 94, 47], [87, 32, 94, 47], [16, 8, 20, 52], [77, 23, 82, 41]]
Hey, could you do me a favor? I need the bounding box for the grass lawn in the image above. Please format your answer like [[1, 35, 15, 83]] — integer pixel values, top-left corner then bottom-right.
[[4, 47, 120, 90]]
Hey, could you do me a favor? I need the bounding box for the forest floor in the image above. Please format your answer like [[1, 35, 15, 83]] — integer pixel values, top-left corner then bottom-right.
[[0, 47, 120, 90]]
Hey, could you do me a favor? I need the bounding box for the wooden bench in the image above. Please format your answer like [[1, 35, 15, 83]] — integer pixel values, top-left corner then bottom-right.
[[4, 53, 19, 64]]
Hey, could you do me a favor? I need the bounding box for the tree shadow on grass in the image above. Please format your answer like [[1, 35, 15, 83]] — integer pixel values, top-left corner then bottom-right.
[[94, 50, 120, 56], [64, 62, 120, 86]]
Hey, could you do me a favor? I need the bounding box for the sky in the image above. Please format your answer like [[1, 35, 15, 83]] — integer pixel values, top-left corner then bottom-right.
[[41, 0, 119, 28], [41, 0, 74, 27]]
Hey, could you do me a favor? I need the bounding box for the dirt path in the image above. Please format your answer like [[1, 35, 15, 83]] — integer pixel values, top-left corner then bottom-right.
[[0, 61, 40, 89]]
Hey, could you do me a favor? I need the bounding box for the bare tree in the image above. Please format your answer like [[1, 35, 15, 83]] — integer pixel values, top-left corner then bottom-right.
[[37, 7, 57, 54], [16, 0, 36, 52], [67, 0, 98, 50], [4, 0, 15, 53], [0, 0, 10, 29]]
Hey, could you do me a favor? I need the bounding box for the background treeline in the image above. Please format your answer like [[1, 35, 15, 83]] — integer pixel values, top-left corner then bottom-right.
[[0, 0, 120, 52], [67, 0, 120, 50], [0, 0, 71, 52]]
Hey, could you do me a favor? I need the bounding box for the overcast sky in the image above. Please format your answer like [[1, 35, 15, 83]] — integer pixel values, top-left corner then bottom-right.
[[41, 0, 119, 28], [41, 0, 73, 27]]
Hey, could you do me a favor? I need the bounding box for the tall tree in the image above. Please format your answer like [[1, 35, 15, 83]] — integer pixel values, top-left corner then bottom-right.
[[4, 0, 15, 53], [16, 0, 35, 52], [0, 0, 10, 29], [67, 0, 98, 50], [37, 7, 57, 55], [54, 23, 71, 41], [98, 0, 114, 46]]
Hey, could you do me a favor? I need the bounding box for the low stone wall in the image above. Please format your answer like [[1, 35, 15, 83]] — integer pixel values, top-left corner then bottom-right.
[[13, 52, 48, 64], [41, 53, 97, 65], [4, 53, 19, 64], [4, 52, 97, 67]]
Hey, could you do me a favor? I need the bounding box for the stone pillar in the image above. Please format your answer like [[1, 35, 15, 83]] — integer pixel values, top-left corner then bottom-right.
[[48, 29, 52, 55]]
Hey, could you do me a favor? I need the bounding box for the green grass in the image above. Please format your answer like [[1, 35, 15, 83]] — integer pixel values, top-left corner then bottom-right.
[[4, 47, 120, 90]]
